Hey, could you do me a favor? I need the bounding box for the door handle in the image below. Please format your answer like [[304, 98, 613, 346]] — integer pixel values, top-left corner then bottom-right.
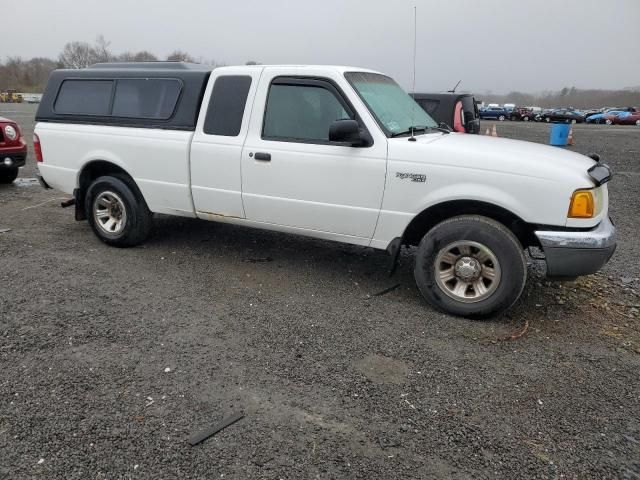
[[254, 152, 271, 161]]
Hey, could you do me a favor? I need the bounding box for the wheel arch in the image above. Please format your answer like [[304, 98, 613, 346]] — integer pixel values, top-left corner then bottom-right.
[[402, 199, 538, 249], [75, 160, 141, 221]]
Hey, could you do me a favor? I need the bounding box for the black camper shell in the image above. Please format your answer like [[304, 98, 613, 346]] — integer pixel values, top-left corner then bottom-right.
[[36, 62, 213, 131], [411, 92, 481, 134]]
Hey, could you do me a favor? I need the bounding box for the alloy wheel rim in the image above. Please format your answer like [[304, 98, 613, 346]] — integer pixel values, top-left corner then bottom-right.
[[94, 191, 127, 235], [434, 240, 502, 303]]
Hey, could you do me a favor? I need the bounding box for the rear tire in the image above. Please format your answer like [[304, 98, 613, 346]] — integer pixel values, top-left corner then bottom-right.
[[605, 119, 613, 125], [414, 215, 527, 319], [85, 175, 152, 247], [0, 167, 19, 184], [636, 120, 640, 126], [523, 116, 529, 122], [498, 115, 505, 121]]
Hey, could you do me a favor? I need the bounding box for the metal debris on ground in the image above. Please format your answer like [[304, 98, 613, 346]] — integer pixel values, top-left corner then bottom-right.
[[188, 412, 245, 446], [243, 257, 273, 263], [372, 283, 401, 297]]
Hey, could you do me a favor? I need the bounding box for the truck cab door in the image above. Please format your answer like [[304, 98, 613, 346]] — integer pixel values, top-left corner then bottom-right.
[[190, 67, 262, 218], [240, 69, 388, 242]]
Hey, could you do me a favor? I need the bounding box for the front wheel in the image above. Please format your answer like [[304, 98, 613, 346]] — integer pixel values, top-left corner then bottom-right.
[[523, 116, 529, 122], [85, 175, 152, 247], [0, 167, 19, 184], [414, 215, 527, 318], [605, 119, 613, 125], [498, 115, 506, 121], [636, 119, 640, 126], [545, 117, 551, 123]]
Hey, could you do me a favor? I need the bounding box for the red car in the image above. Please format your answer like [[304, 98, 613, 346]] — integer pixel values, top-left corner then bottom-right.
[[0, 116, 27, 183], [614, 111, 640, 126]]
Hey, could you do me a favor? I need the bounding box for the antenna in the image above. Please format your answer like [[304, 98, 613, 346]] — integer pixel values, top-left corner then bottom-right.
[[409, 5, 417, 142], [448, 80, 462, 93]]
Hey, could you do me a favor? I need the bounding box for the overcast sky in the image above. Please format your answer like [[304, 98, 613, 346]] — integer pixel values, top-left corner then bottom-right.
[[3, 0, 639, 93]]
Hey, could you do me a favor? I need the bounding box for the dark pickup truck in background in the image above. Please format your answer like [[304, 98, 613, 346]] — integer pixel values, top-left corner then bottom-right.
[[412, 92, 481, 134]]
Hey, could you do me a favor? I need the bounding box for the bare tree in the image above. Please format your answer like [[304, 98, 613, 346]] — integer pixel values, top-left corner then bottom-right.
[[58, 41, 95, 69], [93, 35, 113, 63], [118, 51, 158, 62], [166, 50, 195, 62]]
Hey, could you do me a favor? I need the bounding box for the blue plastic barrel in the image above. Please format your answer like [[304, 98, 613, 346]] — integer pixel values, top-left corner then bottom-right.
[[549, 124, 570, 146]]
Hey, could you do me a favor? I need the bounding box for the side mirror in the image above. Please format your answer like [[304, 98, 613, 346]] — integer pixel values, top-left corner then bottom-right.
[[329, 119, 363, 146]]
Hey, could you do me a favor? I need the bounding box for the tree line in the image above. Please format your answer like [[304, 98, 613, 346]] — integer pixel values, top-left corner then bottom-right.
[[1, 36, 638, 108], [0, 36, 234, 93], [481, 86, 640, 109]]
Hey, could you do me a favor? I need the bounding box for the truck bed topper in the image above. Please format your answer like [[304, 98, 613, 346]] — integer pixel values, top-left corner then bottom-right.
[[36, 62, 213, 130]]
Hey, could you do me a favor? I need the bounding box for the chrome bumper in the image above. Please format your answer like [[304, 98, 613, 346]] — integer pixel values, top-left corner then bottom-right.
[[534, 217, 616, 278]]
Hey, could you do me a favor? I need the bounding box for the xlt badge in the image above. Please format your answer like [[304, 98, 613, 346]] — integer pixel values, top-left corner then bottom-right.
[[396, 172, 426, 183]]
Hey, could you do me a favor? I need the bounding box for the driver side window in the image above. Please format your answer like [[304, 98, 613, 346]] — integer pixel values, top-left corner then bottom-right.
[[262, 83, 351, 142]]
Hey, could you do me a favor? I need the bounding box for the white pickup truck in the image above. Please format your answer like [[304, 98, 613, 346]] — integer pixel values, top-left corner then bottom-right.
[[35, 62, 616, 317]]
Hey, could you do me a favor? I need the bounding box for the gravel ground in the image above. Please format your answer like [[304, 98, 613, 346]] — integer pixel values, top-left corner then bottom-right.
[[1, 104, 639, 479]]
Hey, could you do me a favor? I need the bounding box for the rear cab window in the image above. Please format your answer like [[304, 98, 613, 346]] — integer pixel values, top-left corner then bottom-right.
[[203, 76, 253, 136]]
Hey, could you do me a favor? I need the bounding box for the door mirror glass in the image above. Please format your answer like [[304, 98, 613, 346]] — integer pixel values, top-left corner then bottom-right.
[[329, 119, 362, 146]]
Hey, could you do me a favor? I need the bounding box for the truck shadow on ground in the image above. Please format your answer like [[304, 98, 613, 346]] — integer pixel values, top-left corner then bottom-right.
[[136, 214, 630, 338]]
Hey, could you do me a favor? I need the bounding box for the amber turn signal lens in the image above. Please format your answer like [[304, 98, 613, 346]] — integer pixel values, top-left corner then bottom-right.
[[568, 190, 594, 218]]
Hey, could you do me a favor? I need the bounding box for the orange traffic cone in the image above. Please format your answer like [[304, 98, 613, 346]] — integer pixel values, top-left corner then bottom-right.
[[485, 127, 490, 135], [567, 127, 574, 146], [491, 124, 498, 137]]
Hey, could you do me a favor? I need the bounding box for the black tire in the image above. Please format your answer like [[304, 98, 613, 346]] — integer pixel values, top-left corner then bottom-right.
[[414, 215, 527, 319], [523, 116, 529, 122], [85, 175, 152, 247], [0, 167, 19, 184]]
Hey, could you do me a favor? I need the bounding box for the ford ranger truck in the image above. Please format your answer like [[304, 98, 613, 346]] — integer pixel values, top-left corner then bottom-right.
[[34, 62, 616, 318]]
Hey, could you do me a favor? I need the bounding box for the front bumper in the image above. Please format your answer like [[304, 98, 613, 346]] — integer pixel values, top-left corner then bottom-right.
[[534, 217, 616, 278], [0, 150, 26, 169]]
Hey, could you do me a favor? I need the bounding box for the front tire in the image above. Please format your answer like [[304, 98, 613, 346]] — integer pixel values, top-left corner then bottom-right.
[[85, 175, 152, 247], [498, 115, 506, 121], [414, 215, 527, 318], [0, 167, 19, 184]]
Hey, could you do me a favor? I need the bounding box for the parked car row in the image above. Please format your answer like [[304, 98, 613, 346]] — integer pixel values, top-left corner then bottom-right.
[[480, 105, 639, 125]]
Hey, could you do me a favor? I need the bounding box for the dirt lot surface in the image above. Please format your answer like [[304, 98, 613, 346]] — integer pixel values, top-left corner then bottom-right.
[[1, 104, 639, 479]]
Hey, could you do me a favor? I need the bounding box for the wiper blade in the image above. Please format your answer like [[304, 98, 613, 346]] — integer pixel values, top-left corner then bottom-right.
[[390, 126, 429, 137]]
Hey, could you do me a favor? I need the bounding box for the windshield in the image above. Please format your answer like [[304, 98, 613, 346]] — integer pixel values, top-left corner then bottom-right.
[[345, 71, 438, 136]]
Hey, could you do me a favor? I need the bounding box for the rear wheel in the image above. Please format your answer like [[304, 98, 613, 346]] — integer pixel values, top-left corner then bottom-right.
[[414, 215, 527, 318], [498, 115, 506, 121], [85, 175, 152, 247], [636, 119, 640, 126], [605, 118, 613, 125], [523, 116, 529, 122], [545, 117, 551, 123], [0, 167, 19, 184]]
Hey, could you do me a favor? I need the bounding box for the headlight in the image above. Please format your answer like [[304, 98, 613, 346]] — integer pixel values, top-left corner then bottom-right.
[[568, 187, 603, 219], [4, 125, 17, 141]]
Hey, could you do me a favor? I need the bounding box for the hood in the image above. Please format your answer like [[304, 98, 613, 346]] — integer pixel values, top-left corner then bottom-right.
[[389, 132, 597, 185]]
